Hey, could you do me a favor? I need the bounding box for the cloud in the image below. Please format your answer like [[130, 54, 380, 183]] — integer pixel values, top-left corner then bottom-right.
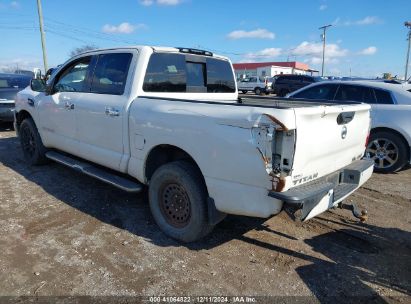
[[291, 41, 347, 66], [227, 28, 275, 40], [358, 46, 377, 55], [329, 68, 341, 75], [306, 57, 340, 65], [101, 22, 146, 34], [319, 4, 327, 11], [333, 16, 382, 26], [356, 16, 381, 25], [291, 41, 348, 58], [0, 57, 42, 72], [139, 0, 182, 6], [10, 1, 20, 9], [140, 0, 154, 5], [243, 48, 282, 60], [157, 0, 182, 4]]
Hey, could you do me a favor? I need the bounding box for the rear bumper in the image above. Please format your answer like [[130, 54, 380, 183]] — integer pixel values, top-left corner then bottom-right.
[[268, 159, 374, 220]]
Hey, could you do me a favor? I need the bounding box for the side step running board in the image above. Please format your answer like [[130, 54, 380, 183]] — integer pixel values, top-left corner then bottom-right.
[[45, 151, 143, 193]]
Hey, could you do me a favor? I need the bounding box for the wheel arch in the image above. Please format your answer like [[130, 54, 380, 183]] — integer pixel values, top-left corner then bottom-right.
[[15, 110, 34, 133], [144, 144, 208, 192]]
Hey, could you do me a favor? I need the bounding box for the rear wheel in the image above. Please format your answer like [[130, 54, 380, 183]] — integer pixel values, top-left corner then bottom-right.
[[366, 130, 408, 173], [19, 118, 48, 165], [254, 87, 262, 95], [279, 89, 289, 97], [148, 161, 213, 242], [241, 90, 247, 94]]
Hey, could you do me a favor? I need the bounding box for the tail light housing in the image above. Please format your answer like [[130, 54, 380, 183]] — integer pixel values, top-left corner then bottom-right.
[[365, 132, 370, 148]]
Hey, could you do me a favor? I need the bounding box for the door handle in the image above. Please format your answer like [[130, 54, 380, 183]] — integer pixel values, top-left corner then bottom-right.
[[64, 101, 74, 110], [105, 107, 120, 117], [27, 98, 35, 107]]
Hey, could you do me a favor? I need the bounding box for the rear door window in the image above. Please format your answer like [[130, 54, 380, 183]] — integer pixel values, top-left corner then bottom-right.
[[374, 88, 394, 104], [90, 53, 132, 95], [143, 53, 187, 92], [334, 85, 375, 103], [293, 84, 338, 100]]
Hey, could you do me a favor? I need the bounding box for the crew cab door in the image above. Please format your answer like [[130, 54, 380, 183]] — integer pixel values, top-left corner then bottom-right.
[[73, 52, 134, 171], [37, 56, 92, 154]]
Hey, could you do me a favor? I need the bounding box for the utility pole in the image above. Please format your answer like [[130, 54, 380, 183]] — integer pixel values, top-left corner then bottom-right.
[[36, 0, 48, 73], [319, 24, 332, 76], [404, 21, 411, 81]]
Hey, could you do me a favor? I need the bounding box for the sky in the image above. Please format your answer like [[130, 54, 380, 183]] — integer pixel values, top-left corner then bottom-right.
[[1, 0, 411, 78]]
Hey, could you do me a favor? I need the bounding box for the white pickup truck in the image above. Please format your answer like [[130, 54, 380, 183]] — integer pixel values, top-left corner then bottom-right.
[[15, 46, 373, 242]]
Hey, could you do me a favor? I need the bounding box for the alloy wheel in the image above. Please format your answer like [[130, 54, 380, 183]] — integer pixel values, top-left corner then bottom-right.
[[366, 138, 399, 170], [21, 126, 36, 159]]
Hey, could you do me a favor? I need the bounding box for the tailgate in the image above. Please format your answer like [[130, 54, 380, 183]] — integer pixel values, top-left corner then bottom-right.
[[291, 103, 371, 186]]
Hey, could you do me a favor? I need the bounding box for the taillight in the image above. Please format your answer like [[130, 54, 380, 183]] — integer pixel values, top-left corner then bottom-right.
[[365, 133, 370, 147]]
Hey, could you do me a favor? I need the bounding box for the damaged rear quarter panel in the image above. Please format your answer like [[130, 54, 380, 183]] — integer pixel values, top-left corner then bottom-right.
[[129, 98, 297, 190]]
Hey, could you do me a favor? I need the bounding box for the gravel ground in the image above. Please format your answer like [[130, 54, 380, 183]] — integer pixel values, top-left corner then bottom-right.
[[0, 122, 410, 303]]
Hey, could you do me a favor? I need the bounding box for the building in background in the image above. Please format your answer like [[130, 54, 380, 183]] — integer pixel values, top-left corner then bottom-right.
[[233, 61, 318, 79]]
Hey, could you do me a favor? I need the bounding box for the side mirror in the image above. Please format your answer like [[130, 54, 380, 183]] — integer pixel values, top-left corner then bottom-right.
[[30, 79, 46, 92]]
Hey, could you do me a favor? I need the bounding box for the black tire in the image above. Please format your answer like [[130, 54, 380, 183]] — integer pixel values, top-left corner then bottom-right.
[[279, 89, 289, 97], [241, 90, 247, 94], [19, 118, 48, 165], [254, 87, 262, 95], [148, 161, 214, 242], [366, 130, 408, 173]]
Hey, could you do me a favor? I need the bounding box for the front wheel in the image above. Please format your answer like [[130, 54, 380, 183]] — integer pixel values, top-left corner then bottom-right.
[[366, 131, 408, 173], [241, 90, 247, 94], [148, 161, 213, 242], [254, 87, 262, 95], [19, 118, 48, 165], [279, 89, 289, 97]]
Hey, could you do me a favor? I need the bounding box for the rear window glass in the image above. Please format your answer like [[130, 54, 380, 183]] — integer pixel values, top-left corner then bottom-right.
[[143, 53, 235, 93], [90, 53, 132, 95], [0, 76, 30, 89], [206, 58, 236, 93], [275, 76, 285, 83], [187, 62, 205, 87], [335, 85, 375, 103], [293, 84, 338, 100], [302, 76, 314, 82], [374, 89, 394, 104]]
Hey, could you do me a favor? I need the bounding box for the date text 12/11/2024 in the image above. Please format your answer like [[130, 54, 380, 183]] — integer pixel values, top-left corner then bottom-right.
[[148, 296, 257, 303]]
